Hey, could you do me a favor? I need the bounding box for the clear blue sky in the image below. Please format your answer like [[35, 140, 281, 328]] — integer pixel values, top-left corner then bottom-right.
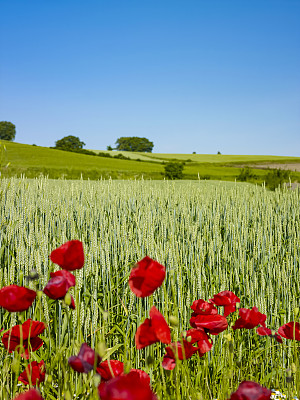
[[1, 0, 299, 155]]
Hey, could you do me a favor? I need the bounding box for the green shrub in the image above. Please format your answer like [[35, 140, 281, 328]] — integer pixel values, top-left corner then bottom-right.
[[237, 167, 257, 182], [264, 168, 290, 190], [163, 162, 185, 179]]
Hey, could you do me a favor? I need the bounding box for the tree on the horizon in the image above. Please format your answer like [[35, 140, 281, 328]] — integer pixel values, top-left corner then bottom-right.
[[0, 121, 16, 141], [115, 137, 154, 152], [55, 135, 86, 151]]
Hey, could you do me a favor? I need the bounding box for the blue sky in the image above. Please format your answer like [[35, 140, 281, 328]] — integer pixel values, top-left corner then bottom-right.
[[1, 0, 299, 155]]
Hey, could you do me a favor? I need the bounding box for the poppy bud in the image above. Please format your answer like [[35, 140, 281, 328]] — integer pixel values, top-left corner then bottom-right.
[[93, 375, 101, 387], [64, 390, 72, 400], [12, 358, 20, 373], [64, 292, 72, 306], [169, 316, 179, 327], [186, 335, 192, 343], [47, 375, 52, 383], [102, 311, 109, 320], [224, 333, 232, 342], [286, 369, 293, 383], [37, 290, 43, 300], [294, 307, 299, 317], [291, 363, 297, 374], [97, 342, 107, 358]]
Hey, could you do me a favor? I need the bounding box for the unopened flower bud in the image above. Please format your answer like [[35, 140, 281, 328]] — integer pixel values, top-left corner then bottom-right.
[[11, 358, 20, 373], [169, 316, 179, 327], [37, 290, 43, 300], [97, 342, 107, 358], [46, 375, 52, 384], [64, 390, 72, 400], [186, 335, 192, 343], [64, 292, 72, 306], [291, 363, 297, 374], [93, 375, 101, 387], [102, 311, 109, 321], [294, 307, 299, 317]]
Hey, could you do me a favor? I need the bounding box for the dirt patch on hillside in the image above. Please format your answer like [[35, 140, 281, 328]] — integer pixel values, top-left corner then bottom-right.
[[250, 163, 300, 172]]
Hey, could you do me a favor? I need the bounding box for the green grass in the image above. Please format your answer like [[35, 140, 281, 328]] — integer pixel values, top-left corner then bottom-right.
[[113, 152, 300, 164], [1, 141, 300, 184], [0, 141, 164, 180], [0, 178, 299, 399]]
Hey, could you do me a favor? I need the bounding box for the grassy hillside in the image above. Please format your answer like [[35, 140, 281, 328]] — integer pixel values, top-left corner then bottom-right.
[[1, 141, 300, 184], [0, 141, 163, 179], [94, 150, 300, 164]]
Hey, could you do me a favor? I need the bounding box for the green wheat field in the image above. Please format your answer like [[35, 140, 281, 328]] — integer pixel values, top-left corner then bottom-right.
[[0, 177, 299, 399]]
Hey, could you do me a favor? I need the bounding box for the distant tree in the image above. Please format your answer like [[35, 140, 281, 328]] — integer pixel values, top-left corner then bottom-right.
[[107, 145, 113, 151], [55, 135, 85, 151], [0, 121, 16, 141], [115, 137, 154, 152], [164, 162, 185, 180], [192, 151, 196, 154], [217, 151, 221, 155]]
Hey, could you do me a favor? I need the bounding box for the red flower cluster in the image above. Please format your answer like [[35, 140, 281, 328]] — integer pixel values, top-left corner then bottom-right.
[[2, 319, 46, 359], [43, 240, 85, 309], [4, 244, 297, 399], [229, 381, 271, 400], [43, 269, 76, 309], [256, 326, 283, 343], [162, 340, 198, 370], [69, 343, 101, 373], [129, 256, 165, 297], [18, 361, 46, 386], [50, 240, 84, 271], [233, 307, 266, 330], [278, 321, 300, 341], [135, 306, 171, 349], [98, 370, 157, 400], [210, 290, 240, 317], [12, 389, 43, 400], [0, 285, 36, 312]]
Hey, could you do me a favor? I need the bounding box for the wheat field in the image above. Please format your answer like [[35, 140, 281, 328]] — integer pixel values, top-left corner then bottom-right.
[[0, 178, 299, 399]]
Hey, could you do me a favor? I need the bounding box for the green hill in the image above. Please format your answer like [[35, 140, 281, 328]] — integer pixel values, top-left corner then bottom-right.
[[1, 141, 300, 183], [0, 141, 163, 180]]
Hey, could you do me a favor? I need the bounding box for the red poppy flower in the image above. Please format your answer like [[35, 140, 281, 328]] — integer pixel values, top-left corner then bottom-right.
[[185, 328, 213, 357], [129, 369, 150, 385], [229, 381, 271, 400], [162, 340, 198, 370], [68, 343, 101, 373], [190, 299, 218, 316], [50, 240, 84, 271], [96, 360, 124, 381], [18, 361, 46, 386], [43, 270, 75, 299], [128, 256, 165, 297], [0, 285, 36, 312], [190, 313, 228, 335], [98, 370, 157, 400], [278, 321, 300, 341], [2, 319, 46, 359], [209, 291, 240, 317], [135, 306, 171, 349], [256, 326, 283, 343], [12, 388, 44, 400], [233, 307, 266, 330]]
